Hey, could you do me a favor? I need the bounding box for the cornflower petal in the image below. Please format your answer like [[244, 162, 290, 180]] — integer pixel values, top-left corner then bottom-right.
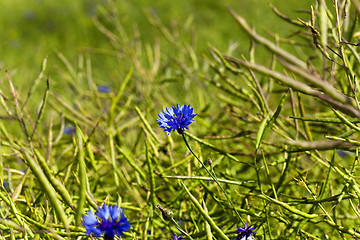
[[86, 225, 102, 237], [170, 233, 183, 240], [109, 205, 121, 221], [82, 210, 102, 237], [83, 210, 98, 225], [96, 204, 110, 220], [115, 211, 131, 236]]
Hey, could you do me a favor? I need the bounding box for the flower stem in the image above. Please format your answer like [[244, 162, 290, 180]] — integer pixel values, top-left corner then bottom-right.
[[181, 133, 244, 224], [171, 218, 195, 240]]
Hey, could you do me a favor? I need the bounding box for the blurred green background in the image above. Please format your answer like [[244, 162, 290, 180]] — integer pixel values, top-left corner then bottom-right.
[[0, 0, 312, 80]]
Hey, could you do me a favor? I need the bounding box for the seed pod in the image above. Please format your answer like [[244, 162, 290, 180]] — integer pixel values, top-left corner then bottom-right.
[[156, 205, 174, 221]]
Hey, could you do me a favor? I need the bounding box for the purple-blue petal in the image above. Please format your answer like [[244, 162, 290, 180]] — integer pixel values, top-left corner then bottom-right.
[[170, 234, 183, 240], [82, 210, 102, 237], [85, 225, 102, 237], [83, 210, 98, 226], [115, 212, 132, 236], [96, 204, 110, 220]]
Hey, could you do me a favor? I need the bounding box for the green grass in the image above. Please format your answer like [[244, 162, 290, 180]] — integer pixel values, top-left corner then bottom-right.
[[1, 0, 360, 239]]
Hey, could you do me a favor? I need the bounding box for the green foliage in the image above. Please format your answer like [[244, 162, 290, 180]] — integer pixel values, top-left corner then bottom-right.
[[1, 0, 360, 239]]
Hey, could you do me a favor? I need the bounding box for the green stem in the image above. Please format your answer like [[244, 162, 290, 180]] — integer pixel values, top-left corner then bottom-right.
[[171, 218, 195, 240], [181, 133, 244, 224]]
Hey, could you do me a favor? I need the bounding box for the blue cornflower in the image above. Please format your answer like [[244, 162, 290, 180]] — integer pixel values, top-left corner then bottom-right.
[[97, 85, 110, 93], [63, 126, 76, 135], [2, 180, 8, 191], [82, 204, 131, 239], [234, 223, 256, 240], [170, 234, 183, 240], [157, 103, 197, 135]]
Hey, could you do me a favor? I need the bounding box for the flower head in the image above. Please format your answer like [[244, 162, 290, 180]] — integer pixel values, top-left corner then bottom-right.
[[157, 103, 196, 135], [63, 126, 76, 135], [97, 85, 110, 93], [82, 204, 131, 239], [234, 223, 256, 240], [2, 180, 9, 192], [170, 234, 183, 240]]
